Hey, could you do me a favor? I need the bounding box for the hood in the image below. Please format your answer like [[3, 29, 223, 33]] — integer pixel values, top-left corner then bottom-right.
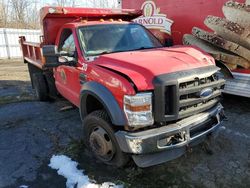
[[93, 46, 215, 91]]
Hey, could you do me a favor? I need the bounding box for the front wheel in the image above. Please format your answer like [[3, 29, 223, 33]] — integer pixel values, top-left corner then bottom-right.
[[83, 110, 129, 167]]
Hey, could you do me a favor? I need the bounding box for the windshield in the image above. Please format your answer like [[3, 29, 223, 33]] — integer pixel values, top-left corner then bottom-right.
[[78, 23, 163, 56]]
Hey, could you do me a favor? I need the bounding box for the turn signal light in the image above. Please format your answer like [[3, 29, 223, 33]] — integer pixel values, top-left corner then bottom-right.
[[125, 104, 151, 112]]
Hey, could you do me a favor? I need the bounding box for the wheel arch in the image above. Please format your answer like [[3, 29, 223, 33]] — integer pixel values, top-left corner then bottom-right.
[[80, 81, 127, 126]]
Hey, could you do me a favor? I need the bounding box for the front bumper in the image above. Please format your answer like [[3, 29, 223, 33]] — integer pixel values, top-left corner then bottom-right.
[[115, 103, 224, 167]]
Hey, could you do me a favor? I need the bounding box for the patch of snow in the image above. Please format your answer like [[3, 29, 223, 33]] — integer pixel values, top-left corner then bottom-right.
[[49, 155, 122, 188]]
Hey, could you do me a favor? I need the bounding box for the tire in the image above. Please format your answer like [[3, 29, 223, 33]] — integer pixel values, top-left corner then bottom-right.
[[32, 73, 49, 101], [83, 110, 129, 167]]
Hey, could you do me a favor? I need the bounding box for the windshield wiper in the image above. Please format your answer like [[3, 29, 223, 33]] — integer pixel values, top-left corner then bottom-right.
[[130, 47, 156, 51], [98, 51, 111, 55], [96, 47, 156, 56], [98, 50, 127, 55]]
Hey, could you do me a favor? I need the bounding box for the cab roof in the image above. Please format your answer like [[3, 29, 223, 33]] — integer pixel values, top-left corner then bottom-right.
[[70, 20, 132, 27]]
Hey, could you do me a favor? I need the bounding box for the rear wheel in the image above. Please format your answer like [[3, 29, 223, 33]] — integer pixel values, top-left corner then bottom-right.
[[83, 110, 129, 167], [32, 73, 49, 101]]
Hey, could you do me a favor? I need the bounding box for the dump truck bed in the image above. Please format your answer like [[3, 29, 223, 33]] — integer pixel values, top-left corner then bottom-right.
[[19, 36, 44, 69]]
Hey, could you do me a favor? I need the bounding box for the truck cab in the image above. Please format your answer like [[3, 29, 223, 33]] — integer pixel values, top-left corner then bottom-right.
[[20, 7, 225, 167]]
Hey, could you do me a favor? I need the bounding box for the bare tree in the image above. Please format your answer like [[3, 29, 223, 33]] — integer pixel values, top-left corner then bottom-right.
[[4, 0, 40, 29], [10, 0, 29, 24], [27, 0, 39, 29], [0, 0, 121, 29], [54, 0, 77, 7], [0, 0, 10, 27], [87, 0, 120, 8]]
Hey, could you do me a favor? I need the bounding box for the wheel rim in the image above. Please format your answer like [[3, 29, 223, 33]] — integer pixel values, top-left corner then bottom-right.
[[89, 126, 115, 162]]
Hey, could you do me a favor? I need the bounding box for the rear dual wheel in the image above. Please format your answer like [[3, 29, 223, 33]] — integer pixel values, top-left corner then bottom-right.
[[83, 110, 129, 167], [32, 73, 49, 101]]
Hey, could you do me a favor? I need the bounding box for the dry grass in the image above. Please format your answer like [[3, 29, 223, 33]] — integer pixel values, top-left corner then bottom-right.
[[0, 59, 34, 105], [0, 59, 30, 81]]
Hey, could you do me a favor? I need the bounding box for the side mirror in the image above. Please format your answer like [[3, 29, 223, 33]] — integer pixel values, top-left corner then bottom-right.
[[42, 45, 77, 68], [58, 50, 77, 66], [59, 50, 75, 57], [42, 45, 58, 56], [42, 45, 60, 68]]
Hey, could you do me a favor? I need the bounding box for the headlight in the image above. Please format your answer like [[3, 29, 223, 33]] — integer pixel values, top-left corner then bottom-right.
[[124, 93, 154, 128]]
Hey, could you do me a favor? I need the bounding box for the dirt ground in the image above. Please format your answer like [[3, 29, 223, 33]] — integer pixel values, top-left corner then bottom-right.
[[0, 60, 249, 188]]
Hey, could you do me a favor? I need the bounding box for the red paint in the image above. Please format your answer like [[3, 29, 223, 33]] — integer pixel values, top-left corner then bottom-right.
[[122, 0, 248, 73], [52, 22, 136, 108], [20, 6, 219, 112], [94, 46, 214, 91], [122, 0, 245, 45], [233, 69, 250, 74], [85, 64, 136, 108]]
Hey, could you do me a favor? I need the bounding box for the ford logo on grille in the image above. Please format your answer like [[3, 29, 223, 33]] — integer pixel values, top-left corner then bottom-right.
[[198, 88, 213, 98]]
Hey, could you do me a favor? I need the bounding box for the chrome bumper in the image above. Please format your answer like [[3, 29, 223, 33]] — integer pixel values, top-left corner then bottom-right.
[[115, 104, 224, 167]]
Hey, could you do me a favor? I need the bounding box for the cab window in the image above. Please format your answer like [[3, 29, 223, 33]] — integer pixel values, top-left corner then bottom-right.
[[58, 29, 76, 53], [77, 24, 162, 56]]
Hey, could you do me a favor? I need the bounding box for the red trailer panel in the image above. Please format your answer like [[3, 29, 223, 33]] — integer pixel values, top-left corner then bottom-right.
[[122, 0, 245, 44], [123, 0, 250, 98]]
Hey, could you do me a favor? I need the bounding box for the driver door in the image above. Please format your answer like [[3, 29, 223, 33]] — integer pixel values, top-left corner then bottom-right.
[[54, 28, 81, 106]]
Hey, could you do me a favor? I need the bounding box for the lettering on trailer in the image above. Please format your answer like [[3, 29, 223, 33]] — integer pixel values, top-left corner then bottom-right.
[[133, 1, 174, 35]]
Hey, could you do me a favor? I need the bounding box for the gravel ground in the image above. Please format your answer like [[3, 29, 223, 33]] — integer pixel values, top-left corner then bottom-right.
[[0, 60, 249, 188]]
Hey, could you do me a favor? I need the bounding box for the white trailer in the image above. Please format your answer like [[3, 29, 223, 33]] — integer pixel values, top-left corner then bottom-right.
[[222, 72, 250, 98]]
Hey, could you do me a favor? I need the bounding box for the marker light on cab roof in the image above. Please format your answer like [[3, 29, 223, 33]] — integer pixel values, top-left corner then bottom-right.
[[48, 8, 56, 14]]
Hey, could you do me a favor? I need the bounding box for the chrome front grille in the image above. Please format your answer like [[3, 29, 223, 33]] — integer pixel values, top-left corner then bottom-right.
[[177, 74, 224, 119], [153, 66, 225, 123]]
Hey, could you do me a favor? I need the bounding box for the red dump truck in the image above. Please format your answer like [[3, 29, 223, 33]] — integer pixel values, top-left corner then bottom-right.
[[122, 0, 250, 98], [20, 6, 225, 167]]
